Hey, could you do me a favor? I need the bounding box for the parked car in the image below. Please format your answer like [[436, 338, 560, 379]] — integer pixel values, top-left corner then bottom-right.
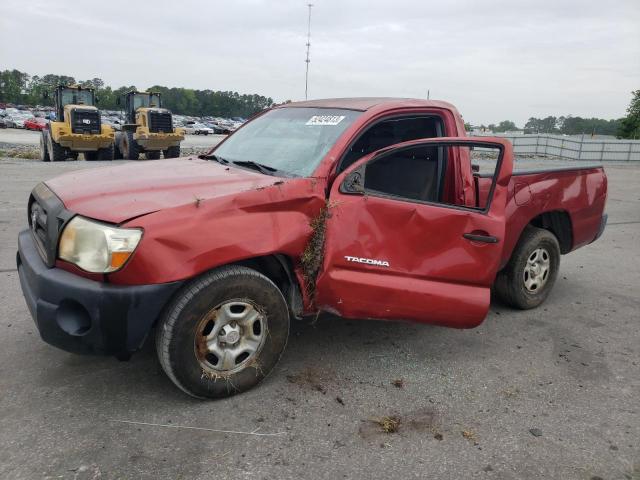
[[206, 122, 230, 134], [24, 117, 48, 131], [7, 113, 31, 128], [0, 118, 6, 129], [184, 122, 213, 135], [17, 98, 607, 399]]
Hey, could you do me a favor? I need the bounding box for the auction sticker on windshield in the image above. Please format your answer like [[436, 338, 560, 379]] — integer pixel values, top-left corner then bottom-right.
[[306, 115, 346, 126]]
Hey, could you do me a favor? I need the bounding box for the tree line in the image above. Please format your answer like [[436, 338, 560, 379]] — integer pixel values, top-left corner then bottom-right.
[[0, 69, 274, 118], [471, 91, 639, 139]]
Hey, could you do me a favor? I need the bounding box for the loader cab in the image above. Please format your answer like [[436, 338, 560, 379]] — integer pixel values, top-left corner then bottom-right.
[[123, 91, 162, 124], [53, 86, 96, 123]]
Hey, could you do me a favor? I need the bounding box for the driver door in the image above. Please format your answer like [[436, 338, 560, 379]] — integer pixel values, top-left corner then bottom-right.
[[315, 137, 513, 328]]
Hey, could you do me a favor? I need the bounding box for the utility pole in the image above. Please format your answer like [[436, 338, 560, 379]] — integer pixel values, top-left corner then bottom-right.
[[304, 3, 313, 100]]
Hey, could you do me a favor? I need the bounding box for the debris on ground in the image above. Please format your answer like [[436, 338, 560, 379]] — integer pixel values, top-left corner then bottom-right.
[[391, 378, 404, 389], [335, 396, 345, 405], [529, 428, 543, 437], [462, 429, 478, 444], [373, 416, 401, 434], [286, 368, 330, 394]]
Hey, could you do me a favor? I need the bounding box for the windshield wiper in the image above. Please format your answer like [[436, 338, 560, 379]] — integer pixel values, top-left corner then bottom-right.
[[232, 160, 278, 176], [199, 153, 230, 165]]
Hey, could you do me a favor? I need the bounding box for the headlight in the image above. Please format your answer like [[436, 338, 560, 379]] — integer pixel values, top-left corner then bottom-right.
[[58, 216, 142, 273]]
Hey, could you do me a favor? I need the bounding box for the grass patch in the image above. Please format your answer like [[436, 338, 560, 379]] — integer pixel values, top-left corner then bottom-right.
[[300, 201, 333, 301]]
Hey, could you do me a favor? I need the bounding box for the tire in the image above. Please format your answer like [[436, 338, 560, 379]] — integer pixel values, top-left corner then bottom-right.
[[123, 131, 140, 160], [145, 150, 161, 160], [97, 144, 114, 160], [163, 145, 180, 158], [48, 136, 67, 162], [39, 132, 50, 162], [84, 151, 98, 161], [494, 226, 561, 310], [156, 265, 290, 399], [114, 132, 123, 159]]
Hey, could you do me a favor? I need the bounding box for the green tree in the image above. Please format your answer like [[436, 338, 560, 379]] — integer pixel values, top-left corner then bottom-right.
[[617, 90, 640, 139], [495, 120, 518, 132], [0, 68, 275, 117]]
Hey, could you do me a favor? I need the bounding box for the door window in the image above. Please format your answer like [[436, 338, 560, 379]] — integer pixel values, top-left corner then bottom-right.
[[348, 143, 503, 212], [338, 116, 443, 172]]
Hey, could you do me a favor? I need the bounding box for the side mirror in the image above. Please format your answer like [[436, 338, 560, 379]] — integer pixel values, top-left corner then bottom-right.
[[340, 169, 365, 194]]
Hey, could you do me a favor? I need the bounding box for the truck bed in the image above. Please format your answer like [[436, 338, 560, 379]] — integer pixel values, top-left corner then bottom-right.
[[475, 162, 607, 268]]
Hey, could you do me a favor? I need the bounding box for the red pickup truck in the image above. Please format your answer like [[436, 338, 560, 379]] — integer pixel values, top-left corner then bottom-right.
[[17, 98, 607, 398]]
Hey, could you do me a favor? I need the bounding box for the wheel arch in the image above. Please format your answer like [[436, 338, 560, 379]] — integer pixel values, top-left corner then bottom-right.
[[527, 210, 573, 254], [230, 254, 303, 320]]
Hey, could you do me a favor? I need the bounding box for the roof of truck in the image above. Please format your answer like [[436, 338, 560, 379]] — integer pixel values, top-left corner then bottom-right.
[[280, 97, 458, 112]]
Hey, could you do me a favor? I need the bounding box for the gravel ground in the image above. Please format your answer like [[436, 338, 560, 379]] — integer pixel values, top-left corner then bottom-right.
[[0, 157, 638, 479]]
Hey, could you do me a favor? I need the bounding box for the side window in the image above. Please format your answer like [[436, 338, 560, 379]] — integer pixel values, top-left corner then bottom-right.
[[360, 144, 503, 211], [364, 145, 446, 203], [338, 116, 443, 173]]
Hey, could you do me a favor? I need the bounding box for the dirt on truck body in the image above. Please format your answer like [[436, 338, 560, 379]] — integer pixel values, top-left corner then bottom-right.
[[17, 97, 607, 398]]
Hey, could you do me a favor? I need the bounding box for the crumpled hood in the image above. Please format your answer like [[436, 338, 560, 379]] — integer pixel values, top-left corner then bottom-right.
[[45, 158, 279, 223]]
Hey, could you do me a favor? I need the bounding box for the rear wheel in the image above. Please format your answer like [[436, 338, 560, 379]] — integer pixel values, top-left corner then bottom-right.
[[156, 266, 290, 399], [39, 132, 50, 162], [145, 150, 161, 160], [163, 145, 181, 158], [123, 131, 140, 160], [494, 226, 561, 309]]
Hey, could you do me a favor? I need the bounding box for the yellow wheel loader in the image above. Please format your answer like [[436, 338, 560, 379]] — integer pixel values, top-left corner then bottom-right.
[[115, 91, 185, 160], [40, 85, 114, 162]]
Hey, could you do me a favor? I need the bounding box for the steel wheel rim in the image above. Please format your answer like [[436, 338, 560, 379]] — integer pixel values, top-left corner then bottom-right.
[[194, 299, 267, 375], [523, 247, 551, 292]]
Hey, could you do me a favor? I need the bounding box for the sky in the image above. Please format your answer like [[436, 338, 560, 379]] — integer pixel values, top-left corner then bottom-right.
[[1, 0, 638, 126]]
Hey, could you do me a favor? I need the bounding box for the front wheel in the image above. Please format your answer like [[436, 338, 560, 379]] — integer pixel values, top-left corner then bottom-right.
[[494, 226, 561, 309], [163, 145, 180, 158], [39, 132, 50, 162], [156, 266, 290, 399], [97, 144, 114, 160], [145, 150, 161, 160]]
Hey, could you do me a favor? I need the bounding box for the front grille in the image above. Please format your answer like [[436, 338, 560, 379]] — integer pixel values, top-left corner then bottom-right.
[[148, 110, 173, 133], [28, 183, 73, 267], [70, 109, 101, 134]]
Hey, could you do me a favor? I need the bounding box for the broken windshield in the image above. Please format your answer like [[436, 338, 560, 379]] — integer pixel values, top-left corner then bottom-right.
[[211, 107, 361, 177]]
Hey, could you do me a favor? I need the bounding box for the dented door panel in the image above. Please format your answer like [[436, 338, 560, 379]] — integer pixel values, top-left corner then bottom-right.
[[316, 138, 513, 328]]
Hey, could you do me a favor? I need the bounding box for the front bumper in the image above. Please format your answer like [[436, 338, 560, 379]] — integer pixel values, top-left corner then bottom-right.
[[57, 133, 114, 151], [134, 131, 185, 150], [17, 230, 182, 356]]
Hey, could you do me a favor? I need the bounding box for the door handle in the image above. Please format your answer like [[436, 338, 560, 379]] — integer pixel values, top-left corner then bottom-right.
[[463, 233, 499, 244]]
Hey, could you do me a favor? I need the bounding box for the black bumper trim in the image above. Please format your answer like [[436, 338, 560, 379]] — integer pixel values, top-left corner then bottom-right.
[[17, 230, 183, 356], [593, 213, 607, 242]]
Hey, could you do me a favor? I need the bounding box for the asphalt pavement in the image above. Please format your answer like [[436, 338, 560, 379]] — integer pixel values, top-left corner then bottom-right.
[[0, 156, 638, 479]]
